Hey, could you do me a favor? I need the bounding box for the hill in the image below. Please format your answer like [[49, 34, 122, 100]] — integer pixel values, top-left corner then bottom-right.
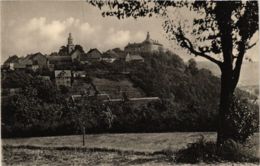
[[2, 50, 258, 137], [92, 76, 145, 99], [197, 61, 259, 87]]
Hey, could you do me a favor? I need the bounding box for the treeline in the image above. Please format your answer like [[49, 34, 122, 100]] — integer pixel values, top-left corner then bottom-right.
[[1, 51, 258, 137]]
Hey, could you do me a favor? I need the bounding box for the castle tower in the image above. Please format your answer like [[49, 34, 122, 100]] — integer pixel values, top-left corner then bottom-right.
[[67, 33, 74, 54], [146, 32, 150, 41]]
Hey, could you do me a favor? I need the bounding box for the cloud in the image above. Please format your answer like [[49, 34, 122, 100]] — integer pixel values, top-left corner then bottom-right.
[[79, 22, 95, 35], [3, 17, 147, 59], [105, 29, 131, 47], [8, 17, 97, 56], [103, 29, 146, 50]]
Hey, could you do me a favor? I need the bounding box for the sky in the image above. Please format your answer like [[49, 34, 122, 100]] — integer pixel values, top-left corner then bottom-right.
[[1, 1, 259, 64]]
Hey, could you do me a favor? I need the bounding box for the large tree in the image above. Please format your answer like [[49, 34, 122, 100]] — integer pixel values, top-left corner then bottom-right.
[[88, 0, 258, 146]]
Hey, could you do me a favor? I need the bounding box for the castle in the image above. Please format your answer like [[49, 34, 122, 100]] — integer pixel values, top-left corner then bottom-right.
[[124, 32, 165, 54]]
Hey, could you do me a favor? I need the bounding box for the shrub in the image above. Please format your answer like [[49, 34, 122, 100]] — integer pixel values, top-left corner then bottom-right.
[[226, 94, 259, 143], [220, 139, 259, 162], [174, 136, 219, 163], [174, 136, 259, 163]]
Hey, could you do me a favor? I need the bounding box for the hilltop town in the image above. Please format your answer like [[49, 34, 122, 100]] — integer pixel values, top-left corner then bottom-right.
[[2, 31, 258, 138], [2, 32, 166, 103], [3, 32, 165, 71]]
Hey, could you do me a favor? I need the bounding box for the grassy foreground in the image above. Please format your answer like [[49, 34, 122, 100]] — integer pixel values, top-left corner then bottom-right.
[[2, 132, 218, 152], [2, 132, 259, 165]]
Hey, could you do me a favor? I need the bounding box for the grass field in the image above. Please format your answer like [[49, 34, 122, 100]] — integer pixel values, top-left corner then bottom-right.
[[2, 132, 259, 165]]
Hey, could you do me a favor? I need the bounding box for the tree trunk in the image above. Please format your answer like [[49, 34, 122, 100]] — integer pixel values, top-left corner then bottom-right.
[[82, 126, 85, 146], [217, 66, 234, 147]]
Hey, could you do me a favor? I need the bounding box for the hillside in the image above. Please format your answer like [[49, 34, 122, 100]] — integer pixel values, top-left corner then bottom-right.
[[197, 61, 259, 86], [3, 50, 258, 137], [92, 76, 145, 99]]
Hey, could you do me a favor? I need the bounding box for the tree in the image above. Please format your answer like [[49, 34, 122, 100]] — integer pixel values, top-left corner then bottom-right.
[[58, 46, 68, 56], [2, 70, 33, 89], [187, 58, 198, 75], [88, 1, 258, 146], [30, 77, 57, 103], [75, 44, 85, 53], [69, 92, 114, 146]]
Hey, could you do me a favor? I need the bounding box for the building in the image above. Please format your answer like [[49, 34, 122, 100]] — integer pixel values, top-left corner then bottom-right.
[[71, 49, 82, 62], [55, 70, 72, 87], [124, 32, 164, 54], [48, 56, 72, 68], [102, 50, 119, 63], [2, 55, 19, 69], [73, 71, 86, 78], [78, 53, 90, 64], [37, 75, 51, 81], [103, 97, 160, 109], [70, 79, 96, 96], [85, 48, 102, 62], [125, 53, 144, 63], [18, 52, 48, 68], [67, 33, 75, 54], [48, 33, 82, 68], [3, 53, 48, 71]]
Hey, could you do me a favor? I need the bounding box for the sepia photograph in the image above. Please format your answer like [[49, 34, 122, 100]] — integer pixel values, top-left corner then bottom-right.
[[1, 0, 259, 165]]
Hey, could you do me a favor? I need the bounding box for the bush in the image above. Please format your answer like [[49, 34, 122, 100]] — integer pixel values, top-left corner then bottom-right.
[[174, 136, 219, 163], [226, 94, 259, 143], [174, 136, 259, 163], [220, 139, 259, 162]]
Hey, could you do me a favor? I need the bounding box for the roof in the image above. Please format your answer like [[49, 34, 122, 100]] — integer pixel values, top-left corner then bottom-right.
[[112, 48, 126, 58], [70, 94, 110, 103], [126, 54, 144, 61], [4, 55, 19, 64], [48, 56, 72, 63], [14, 63, 26, 69], [18, 58, 33, 65], [86, 48, 102, 59], [55, 70, 72, 77], [125, 32, 163, 48], [26, 52, 45, 60], [142, 38, 163, 46], [102, 50, 119, 58], [125, 43, 143, 48], [103, 97, 160, 102], [70, 48, 82, 56], [131, 55, 144, 60], [79, 53, 89, 61]]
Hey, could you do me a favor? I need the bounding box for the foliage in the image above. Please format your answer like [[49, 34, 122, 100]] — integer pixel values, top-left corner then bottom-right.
[[67, 92, 116, 136], [88, 0, 259, 145], [186, 58, 198, 75], [174, 136, 219, 163], [225, 94, 259, 143], [74, 45, 85, 53], [174, 136, 259, 163], [30, 78, 57, 102], [2, 86, 67, 137], [2, 50, 258, 137], [2, 71, 33, 89], [58, 46, 69, 56], [59, 85, 70, 95]]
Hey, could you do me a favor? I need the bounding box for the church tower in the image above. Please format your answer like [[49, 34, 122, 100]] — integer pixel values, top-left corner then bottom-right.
[[67, 33, 74, 54]]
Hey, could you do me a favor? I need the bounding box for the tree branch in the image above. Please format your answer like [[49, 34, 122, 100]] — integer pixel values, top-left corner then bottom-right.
[[232, 40, 246, 91], [245, 41, 257, 50], [178, 31, 223, 67]]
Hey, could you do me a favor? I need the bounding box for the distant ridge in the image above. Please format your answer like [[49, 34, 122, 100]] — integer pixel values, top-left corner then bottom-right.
[[197, 61, 259, 87]]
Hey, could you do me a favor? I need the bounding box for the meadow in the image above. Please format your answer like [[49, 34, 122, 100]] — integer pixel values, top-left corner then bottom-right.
[[2, 132, 259, 165]]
